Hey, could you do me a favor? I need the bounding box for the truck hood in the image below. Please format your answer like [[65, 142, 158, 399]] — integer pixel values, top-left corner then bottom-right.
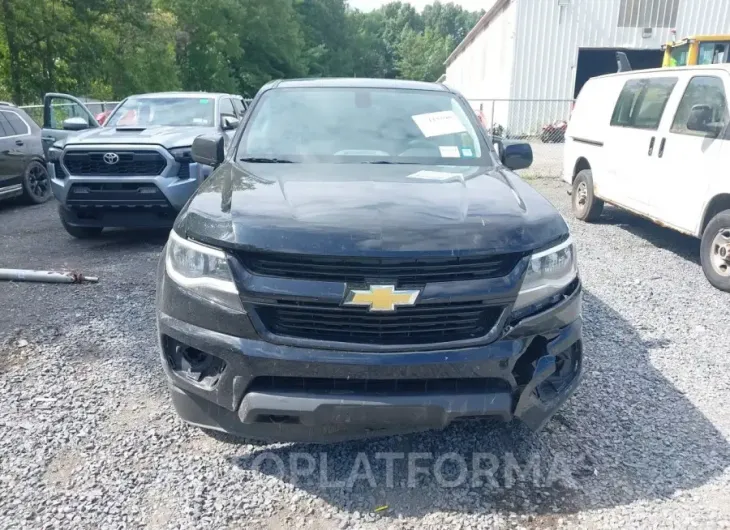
[[176, 162, 568, 256], [61, 125, 214, 149]]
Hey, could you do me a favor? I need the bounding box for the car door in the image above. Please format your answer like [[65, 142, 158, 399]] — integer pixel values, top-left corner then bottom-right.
[[42, 93, 99, 154], [219, 97, 238, 142], [601, 78, 646, 206], [0, 113, 16, 188], [602, 76, 678, 213], [0, 110, 29, 185], [651, 72, 730, 234], [232, 97, 247, 118]]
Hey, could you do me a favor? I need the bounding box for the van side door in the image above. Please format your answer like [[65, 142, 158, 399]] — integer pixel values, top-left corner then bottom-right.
[[603, 76, 677, 213], [651, 72, 730, 235]]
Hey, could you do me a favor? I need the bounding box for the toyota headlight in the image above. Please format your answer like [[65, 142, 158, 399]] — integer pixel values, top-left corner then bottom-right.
[[165, 230, 244, 312], [169, 147, 193, 163], [513, 238, 577, 311], [48, 146, 63, 162]]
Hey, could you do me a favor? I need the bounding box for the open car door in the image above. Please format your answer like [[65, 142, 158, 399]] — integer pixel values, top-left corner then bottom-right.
[[42, 93, 99, 155]]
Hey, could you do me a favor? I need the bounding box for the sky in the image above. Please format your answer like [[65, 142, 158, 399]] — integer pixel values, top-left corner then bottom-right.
[[349, 0, 485, 12]]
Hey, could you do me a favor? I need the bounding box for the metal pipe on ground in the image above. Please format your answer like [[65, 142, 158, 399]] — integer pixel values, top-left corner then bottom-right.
[[0, 269, 99, 284]]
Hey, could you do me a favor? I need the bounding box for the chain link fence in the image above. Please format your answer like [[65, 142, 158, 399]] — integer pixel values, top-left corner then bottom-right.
[[469, 98, 574, 179]]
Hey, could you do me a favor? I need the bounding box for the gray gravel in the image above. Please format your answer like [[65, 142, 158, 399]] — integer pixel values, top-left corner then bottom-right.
[[2, 180, 730, 530]]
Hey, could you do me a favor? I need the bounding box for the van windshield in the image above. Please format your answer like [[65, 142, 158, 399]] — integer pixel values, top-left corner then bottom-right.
[[238, 87, 489, 165]]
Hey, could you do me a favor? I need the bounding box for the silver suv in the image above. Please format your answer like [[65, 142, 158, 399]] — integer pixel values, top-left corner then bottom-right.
[[43, 92, 246, 238]]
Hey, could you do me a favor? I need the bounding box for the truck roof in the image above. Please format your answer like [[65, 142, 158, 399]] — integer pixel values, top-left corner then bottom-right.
[[267, 78, 451, 92], [128, 91, 238, 99]]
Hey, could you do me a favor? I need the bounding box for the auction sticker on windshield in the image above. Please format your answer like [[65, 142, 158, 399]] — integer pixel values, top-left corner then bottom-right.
[[412, 111, 467, 138], [439, 146, 461, 158], [406, 170, 464, 181]]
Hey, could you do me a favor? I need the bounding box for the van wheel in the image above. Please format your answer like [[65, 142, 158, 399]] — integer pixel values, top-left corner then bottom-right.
[[700, 210, 730, 292], [572, 170, 603, 222]]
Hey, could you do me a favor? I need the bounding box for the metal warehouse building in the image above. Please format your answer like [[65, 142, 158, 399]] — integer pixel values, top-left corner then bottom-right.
[[443, 0, 730, 137]]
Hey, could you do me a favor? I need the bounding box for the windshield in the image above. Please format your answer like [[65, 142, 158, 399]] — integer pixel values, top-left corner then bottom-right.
[[238, 87, 488, 165], [106, 96, 215, 127]]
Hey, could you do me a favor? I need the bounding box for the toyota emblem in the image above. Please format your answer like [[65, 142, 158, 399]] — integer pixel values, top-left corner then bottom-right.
[[103, 152, 120, 165]]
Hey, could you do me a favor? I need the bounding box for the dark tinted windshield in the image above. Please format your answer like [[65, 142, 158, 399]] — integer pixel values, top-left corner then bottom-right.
[[106, 96, 215, 127], [238, 87, 488, 165]]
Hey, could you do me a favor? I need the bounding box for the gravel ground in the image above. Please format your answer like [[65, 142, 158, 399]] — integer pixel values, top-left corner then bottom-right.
[[1, 178, 730, 530]]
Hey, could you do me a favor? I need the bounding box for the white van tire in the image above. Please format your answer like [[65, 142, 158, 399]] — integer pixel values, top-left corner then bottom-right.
[[700, 210, 730, 292], [572, 170, 603, 222]]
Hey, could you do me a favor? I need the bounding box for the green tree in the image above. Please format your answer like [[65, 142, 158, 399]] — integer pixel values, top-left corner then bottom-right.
[[422, 1, 483, 45], [167, 0, 306, 96], [396, 27, 453, 82], [0, 0, 482, 104], [295, 0, 353, 77], [377, 1, 424, 78]]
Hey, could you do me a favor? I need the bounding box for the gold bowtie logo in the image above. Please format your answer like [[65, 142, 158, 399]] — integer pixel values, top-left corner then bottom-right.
[[343, 285, 420, 312]]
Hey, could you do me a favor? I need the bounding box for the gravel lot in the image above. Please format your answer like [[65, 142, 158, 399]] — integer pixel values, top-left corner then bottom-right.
[[2, 178, 730, 530]]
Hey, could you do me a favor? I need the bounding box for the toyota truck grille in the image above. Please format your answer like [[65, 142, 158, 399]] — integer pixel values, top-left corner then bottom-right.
[[255, 300, 504, 346], [64, 151, 167, 176]]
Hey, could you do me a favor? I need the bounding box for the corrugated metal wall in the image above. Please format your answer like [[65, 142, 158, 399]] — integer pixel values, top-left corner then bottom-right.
[[512, 0, 730, 100], [444, 0, 730, 134], [443, 0, 518, 126]]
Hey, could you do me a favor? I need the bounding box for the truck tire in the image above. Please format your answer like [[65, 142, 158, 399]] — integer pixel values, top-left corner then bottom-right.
[[572, 170, 603, 222], [700, 209, 730, 292], [21, 160, 52, 204], [61, 218, 103, 239]]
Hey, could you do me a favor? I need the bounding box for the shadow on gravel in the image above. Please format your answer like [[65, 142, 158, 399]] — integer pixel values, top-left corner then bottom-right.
[[228, 288, 730, 520], [79, 229, 169, 251], [0, 198, 38, 214], [596, 205, 701, 265]]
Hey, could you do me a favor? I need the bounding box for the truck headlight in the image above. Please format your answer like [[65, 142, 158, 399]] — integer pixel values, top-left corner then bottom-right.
[[165, 230, 244, 312], [169, 147, 193, 163], [513, 238, 577, 311], [48, 146, 63, 162]]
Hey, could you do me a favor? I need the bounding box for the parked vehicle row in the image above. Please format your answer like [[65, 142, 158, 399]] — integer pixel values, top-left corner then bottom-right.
[[564, 64, 730, 292], [3, 67, 729, 444]]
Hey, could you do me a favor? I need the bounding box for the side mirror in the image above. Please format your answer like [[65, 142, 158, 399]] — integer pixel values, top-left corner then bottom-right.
[[63, 117, 90, 131], [687, 104, 723, 136], [500, 141, 533, 171], [222, 115, 240, 131], [492, 138, 504, 160], [192, 133, 225, 167]]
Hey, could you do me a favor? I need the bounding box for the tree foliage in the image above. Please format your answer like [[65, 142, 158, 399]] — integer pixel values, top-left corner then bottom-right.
[[0, 0, 483, 104]]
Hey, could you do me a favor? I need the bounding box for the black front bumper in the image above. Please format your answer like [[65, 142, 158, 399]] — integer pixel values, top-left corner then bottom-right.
[[157, 277, 583, 443], [58, 182, 178, 229]]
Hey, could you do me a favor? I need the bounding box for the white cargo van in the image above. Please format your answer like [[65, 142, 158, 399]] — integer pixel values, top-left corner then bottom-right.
[[564, 64, 730, 292]]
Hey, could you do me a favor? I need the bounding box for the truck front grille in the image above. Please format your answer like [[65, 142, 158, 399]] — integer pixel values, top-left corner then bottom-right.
[[255, 300, 503, 346], [67, 182, 172, 209], [240, 252, 523, 284], [64, 151, 167, 176]]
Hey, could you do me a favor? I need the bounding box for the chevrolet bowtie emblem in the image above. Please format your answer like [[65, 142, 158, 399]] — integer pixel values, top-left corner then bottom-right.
[[343, 285, 420, 312]]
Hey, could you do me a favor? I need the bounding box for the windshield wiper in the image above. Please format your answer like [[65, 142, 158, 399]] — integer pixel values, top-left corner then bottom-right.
[[364, 160, 418, 165], [240, 157, 294, 163]]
